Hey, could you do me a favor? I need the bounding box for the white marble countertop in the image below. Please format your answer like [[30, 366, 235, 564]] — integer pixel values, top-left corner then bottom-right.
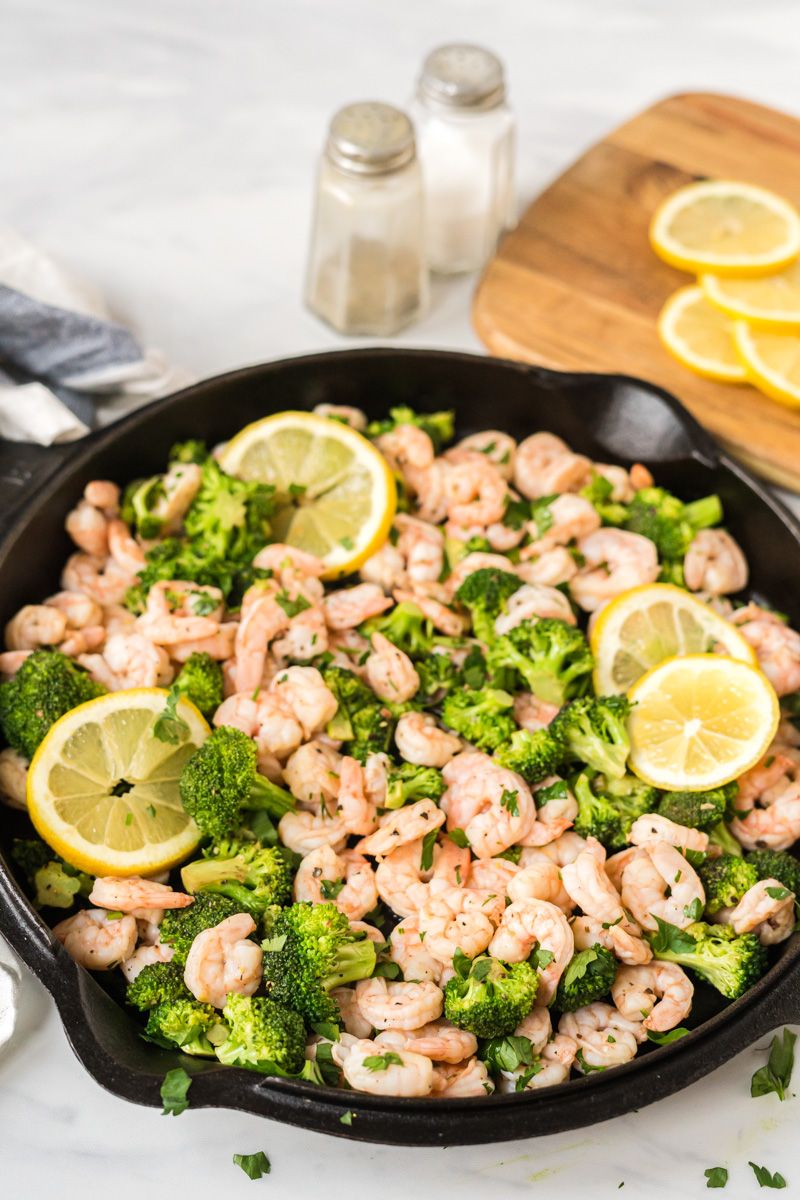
[[3, 0, 800, 1195]]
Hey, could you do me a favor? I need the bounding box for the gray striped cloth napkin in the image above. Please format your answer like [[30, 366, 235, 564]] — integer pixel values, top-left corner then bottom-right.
[[0, 227, 193, 444]]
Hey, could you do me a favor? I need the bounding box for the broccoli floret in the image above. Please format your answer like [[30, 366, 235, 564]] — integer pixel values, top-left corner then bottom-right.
[[322, 665, 395, 761], [360, 602, 433, 657], [493, 728, 564, 784], [624, 487, 723, 562], [550, 695, 632, 780], [385, 763, 445, 810], [366, 407, 455, 454], [179, 727, 296, 841], [443, 954, 538, 1038], [440, 687, 516, 751], [159, 892, 246, 964], [699, 855, 759, 915], [121, 475, 168, 539], [146, 998, 228, 1057], [181, 840, 293, 916], [571, 771, 623, 846], [261, 902, 376, 1024], [657, 783, 738, 831], [597, 773, 660, 847], [172, 652, 223, 718], [454, 568, 522, 644], [707, 820, 744, 858], [650, 917, 767, 999], [0, 649, 105, 759], [169, 439, 210, 465], [124, 537, 271, 613], [553, 945, 617, 1012], [746, 849, 800, 896], [487, 619, 593, 706], [580, 472, 628, 526], [183, 457, 275, 564], [415, 652, 459, 703], [214, 993, 306, 1075], [11, 838, 93, 910], [126, 960, 190, 1011]]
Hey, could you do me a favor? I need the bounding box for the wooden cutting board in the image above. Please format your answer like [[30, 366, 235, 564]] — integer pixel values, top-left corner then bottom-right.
[[472, 92, 800, 490]]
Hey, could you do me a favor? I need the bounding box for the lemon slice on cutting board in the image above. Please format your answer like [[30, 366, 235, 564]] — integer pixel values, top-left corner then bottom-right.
[[733, 322, 800, 408], [591, 583, 756, 695], [219, 410, 396, 579], [650, 181, 800, 277], [627, 655, 779, 792], [658, 285, 747, 382], [701, 259, 800, 331], [27, 689, 207, 877]]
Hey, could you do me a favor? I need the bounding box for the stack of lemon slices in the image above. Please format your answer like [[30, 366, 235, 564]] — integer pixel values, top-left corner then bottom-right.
[[652, 180, 800, 407]]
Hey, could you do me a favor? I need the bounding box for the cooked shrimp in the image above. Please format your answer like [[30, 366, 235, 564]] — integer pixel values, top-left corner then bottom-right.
[[5, 604, 67, 651], [58, 624, 106, 657], [375, 840, 431, 917], [0, 649, 31, 679], [53, 908, 138, 970], [150, 461, 202, 531], [410, 458, 452, 524], [571, 913, 653, 966], [0, 748, 29, 810], [628, 813, 709, 854], [137, 580, 223, 644], [729, 782, 800, 851], [468, 857, 519, 896], [364, 751, 390, 808], [293, 844, 378, 921], [499, 1033, 578, 1091], [335, 756, 378, 836], [376, 425, 435, 478], [45, 591, 103, 629], [323, 583, 393, 630], [445, 551, 520, 596], [89, 876, 194, 914], [509, 860, 574, 913], [252, 543, 326, 579], [359, 541, 408, 592], [395, 712, 462, 768], [356, 798, 445, 857], [365, 632, 420, 703], [107, 519, 146, 575], [445, 454, 507, 527], [432, 1058, 495, 1097], [62, 553, 135, 605], [529, 830, 591, 868], [520, 777, 578, 847], [731, 607, 800, 697], [446, 431, 516, 480], [183, 912, 262, 1009], [395, 514, 445, 584], [513, 694, 559, 735], [738, 751, 797, 803], [120, 941, 175, 984], [570, 529, 660, 612], [517, 547, 578, 587], [717, 878, 796, 945], [271, 604, 328, 664], [83, 480, 120, 513], [355, 977, 443, 1031], [277, 810, 348, 857], [684, 529, 748, 595], [231, 586, 288, 694], [521, 494, 600, 557], [103, 632, 173, 688], [270, 665, 338, 739], [561, 848, 639, 933], [282, 741, 341, 810], [170, 623, 237, 663], [621, 842, 704, 932], [389, 915, 446, 983], [379, 1021, 478, 1064], [330, 986, 374, 1038], [488, 898, 574, 1003], [559, 1002, 642, 1070], [333, 1036, 434, 1097], [441, 752, 535, 859], [416, 888, 497, 963], [313, 403, 367, 430], [493, 583, 577, 633], [514, 433, 590, 499], [612, 962, 694, 1032], [65, 499, 109, 557]]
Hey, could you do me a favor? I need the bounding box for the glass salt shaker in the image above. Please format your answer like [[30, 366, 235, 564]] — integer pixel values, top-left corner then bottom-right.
[[304, 101, 429, 335], [412, 44, 516, 274]]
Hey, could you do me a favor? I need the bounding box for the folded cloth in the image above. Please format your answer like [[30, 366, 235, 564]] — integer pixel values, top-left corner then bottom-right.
[[0, 227, 194, 445]]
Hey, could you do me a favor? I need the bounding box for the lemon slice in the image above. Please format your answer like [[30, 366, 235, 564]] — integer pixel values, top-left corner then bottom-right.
[[219, 411, 396, 579], [701, 260, 800, 331], [658, 285, 747, 382], [592, 583, 756, 695], [650, 181, 800, 277], [627, 655, 779, 792], [733, 322, 800, 408], [27, 689, 207, 877]]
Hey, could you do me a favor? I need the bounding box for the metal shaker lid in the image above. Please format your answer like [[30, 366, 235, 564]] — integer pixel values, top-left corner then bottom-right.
[[326, 102, 416, 175], [418, 43, 506, 110]]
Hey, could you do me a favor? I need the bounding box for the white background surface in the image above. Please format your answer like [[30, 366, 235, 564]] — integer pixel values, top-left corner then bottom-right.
[[2, 0, 800, 1195]]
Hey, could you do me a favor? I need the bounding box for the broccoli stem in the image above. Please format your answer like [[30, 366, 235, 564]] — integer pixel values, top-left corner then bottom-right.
[[683, 495, 723, 531], [248, 774, 296, 819], [320, 939, 377, 991]]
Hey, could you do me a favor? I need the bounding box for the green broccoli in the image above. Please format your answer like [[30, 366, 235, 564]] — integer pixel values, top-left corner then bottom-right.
[[493, 728, 565, 784], [10, 838, 93, 910], [159, 892, 247, 964], [440, 687, 516, 751], [550, 695, 632, 780], [122, 475, 168, 539], [214, 993, 306, 1075], [746, 849, 800, 896], [172, 652, 223, 718], [553, 945, 617, 1012], [454, 568, 522, 644], [414, 652, 459, 703], [322, 665, 394, 761], [597, 773, 660, 846], [487, 619, 593, 706], [261, 902, 376, 1024], [443, 954, 538, 1038], [571, 771, 624, 846], [124, 536, 271, 613], [169, 439, 210, 465], [385, 763, 445, 810], [0, 649, 105, 759], [623, 487, 723, 563], [579, 472, 628, 526], [698, 855, 759, 915], [657, 783, 738, 831], [366, 406, 455, 453], [650, 917, 767, 999], [360, 601, 433, 657], [126, 960, 191, 1011], [146, 998, 228, 1057], [179, 726, 296, 841], [181, 840, 293, 916], [183, 456, 275, 564], [707, 821, 744, 858]]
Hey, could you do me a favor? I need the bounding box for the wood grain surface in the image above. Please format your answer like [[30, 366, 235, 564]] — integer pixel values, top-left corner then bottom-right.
[[472, 92, 800, 489]]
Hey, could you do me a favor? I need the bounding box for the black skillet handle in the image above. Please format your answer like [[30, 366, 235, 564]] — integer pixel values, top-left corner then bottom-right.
[[0, 439, 79, 543]]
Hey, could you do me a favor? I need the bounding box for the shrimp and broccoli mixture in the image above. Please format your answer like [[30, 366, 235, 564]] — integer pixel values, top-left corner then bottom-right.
[[2, 406, 800, 1101]]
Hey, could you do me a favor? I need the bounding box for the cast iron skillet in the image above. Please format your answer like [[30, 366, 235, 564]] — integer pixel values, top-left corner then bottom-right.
[[0, 348, 799, 1146]]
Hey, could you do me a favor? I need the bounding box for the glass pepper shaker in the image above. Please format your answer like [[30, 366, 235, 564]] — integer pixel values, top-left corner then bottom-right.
[[304, 101, 429, 335], [412, 44, 516, 274]]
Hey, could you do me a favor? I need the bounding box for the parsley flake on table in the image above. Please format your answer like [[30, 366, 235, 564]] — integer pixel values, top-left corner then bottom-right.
[[233, 1151, 271, 1180], [703, 1166, 728, 1188], [749, 1162, 787, 1189], [160, 1066, 191, 1116], [751, 1028, 796, 1101]]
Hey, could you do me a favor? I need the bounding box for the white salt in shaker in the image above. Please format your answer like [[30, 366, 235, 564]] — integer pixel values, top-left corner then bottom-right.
[[305, 102, 429, 335], [412, 44, 516, 274]]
